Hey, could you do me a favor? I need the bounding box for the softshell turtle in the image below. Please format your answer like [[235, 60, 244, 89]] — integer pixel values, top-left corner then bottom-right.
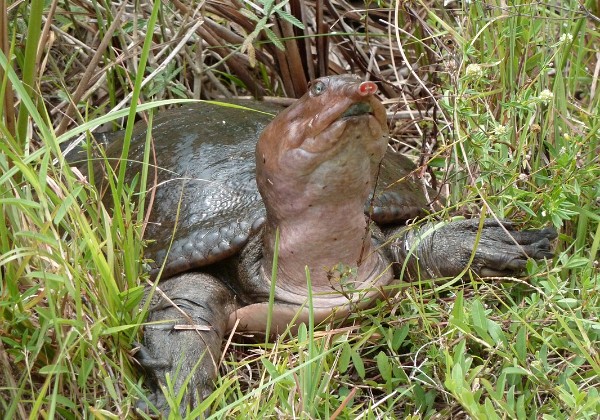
[[91, 75, 556, 414]]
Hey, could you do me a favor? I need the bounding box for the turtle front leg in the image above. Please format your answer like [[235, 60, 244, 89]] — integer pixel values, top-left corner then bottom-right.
[[135, 272, 235, 417], [390, 218, 557, 279]]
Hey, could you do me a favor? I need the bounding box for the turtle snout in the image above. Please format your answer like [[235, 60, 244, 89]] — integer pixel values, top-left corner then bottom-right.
[[358, 81, 378, 96]]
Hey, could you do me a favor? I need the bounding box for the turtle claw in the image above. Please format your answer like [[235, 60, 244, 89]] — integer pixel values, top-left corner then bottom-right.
[[134, 390, 166, 419], [134, 341, 171, 371], [132, 342, 173, 417], [392, 218, 557, 279], [133, 327, 217, 417], [474, 223, 557, 277]]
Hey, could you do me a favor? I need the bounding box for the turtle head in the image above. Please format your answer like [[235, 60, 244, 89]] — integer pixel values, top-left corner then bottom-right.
[[256, 75, 388, 221]]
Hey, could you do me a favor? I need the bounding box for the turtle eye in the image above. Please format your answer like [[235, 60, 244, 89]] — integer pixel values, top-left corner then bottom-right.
[[310, 81, 326, 96]]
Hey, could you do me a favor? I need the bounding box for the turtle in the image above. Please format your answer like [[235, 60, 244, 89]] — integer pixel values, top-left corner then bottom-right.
[[88, 74, 556, 415]]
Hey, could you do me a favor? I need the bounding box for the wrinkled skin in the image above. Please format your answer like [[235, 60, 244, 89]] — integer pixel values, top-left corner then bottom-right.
[[391, 219, 557, 278], [90, 75, 556, 416]]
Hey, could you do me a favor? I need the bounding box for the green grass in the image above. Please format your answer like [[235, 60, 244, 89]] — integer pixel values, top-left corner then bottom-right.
[[1, 0, 599, 418]]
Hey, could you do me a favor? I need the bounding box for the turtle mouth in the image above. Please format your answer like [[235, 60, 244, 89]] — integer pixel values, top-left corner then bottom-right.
[[341, 102, 372, 118]]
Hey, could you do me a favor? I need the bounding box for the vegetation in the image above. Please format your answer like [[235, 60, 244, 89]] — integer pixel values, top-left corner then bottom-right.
[[1, 0, 598, 418]]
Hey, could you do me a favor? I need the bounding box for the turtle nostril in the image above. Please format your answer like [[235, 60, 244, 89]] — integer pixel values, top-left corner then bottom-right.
[[358, 81, 378, 96]]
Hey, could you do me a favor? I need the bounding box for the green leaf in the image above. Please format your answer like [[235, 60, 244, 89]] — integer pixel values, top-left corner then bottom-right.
[[39, 364, 69, 375], [239, 7, 260, 23], [53, 185, 83, 225], [376, 351, 392, 384], [261, 358, 280, 379], [297, 322, 307, 342], [450, 291, 471, 333], [275, 8, 305, 29], [264, 27, 285, 51], [515, 326, 527, 363], [338, 342, 351, 373], [503, 366, 529, 376], [259, 0, 275, 11], [484, 398, 501, 420], [471, 299, 494, 345], [556, 298, 579, 308], [451, 363, 464, 392], [350, 347, 365, 379], [392, 324, 409, 351], [47, 394, 77, 410], [516, 394, 526, 419], [487, 319, 506, 347]]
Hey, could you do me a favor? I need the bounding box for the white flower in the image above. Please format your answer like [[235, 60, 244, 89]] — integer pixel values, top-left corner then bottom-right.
[[465, 63, 484, 78], [539, 89, 554, 104], [559, 33, 573, 43], [493, 124, 508, 136]]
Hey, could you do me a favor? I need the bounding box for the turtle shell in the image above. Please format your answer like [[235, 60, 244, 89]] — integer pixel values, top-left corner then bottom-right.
[[96, 102, 273, 278], [94, 101, 434, 280]]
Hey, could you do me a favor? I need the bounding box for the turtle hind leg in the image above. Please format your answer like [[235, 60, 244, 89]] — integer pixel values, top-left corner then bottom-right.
[[134, 272, 235, 417]]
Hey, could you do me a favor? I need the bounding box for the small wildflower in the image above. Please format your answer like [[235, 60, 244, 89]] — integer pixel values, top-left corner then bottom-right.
[[493, 124, 508, 137], [559, 146, 566, 155], [559, 33, 573, 43], [541, 210, 547, 217], [518, 173, 528, 182], [538, 89, 554, 104], [465, 63, 484, 78]]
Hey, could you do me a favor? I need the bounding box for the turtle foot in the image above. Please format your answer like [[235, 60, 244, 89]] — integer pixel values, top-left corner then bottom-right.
[[133, 272, 236, 417], [393, 218, 558, 279]]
